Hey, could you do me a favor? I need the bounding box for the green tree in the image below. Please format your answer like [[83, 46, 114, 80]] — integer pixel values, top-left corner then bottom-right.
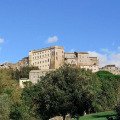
[[10, 102, 38, 120], [96, 71, 120, 111], [11, 66, 39, 80], [0, 94, 11, 120], [22, 65, 101, 120], [0, 68, 36, 120]]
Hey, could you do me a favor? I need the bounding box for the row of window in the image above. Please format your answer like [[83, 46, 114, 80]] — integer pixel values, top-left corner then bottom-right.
[[33, 59, 50, 65], [67, 60, 90, 64], [39, 65, 50, 68], [33, 50, 50, 56], [33, 51, 64, 57], [33, 54, 50, 59]]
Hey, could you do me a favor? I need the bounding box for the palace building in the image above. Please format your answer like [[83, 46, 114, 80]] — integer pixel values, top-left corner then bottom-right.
[[29, 46, 99, 72]]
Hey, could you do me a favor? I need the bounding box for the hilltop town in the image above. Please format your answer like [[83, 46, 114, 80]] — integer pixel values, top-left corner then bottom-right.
[[1, 45, 120, 75], [0, 45, 120, 89]]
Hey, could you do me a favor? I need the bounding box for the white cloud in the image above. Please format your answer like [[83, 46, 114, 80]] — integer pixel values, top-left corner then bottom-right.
[[110, 53, 120, 67], [88, 50, 120, 68], [47, 36, 58, 43], [88, 51, 107, 67], [101, 48, 114, 54], [0, 37, 4, 44]]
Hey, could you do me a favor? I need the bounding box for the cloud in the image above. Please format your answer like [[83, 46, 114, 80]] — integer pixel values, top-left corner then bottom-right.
[[47, 36, 58, 43], [101, 48, 114, 54], [0, 37, 4, 44], [88, 51, 107, 67], [88, 50, 120, 68]]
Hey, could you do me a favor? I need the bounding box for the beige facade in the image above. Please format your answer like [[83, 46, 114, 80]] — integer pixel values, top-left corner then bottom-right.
[[19, 46, 99, 86], [100, 65, 120, 75], [29, 46, 99, 72], [65, 52, 99, 72], [29, 69, 54, 84], [29, 46, 64, 70]]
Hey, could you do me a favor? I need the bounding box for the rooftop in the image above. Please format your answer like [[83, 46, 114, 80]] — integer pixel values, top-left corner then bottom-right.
[[30, 46, 64, 53]]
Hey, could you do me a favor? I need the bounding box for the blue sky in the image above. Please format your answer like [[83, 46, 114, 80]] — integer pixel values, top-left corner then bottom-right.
[[0, 0, 120, 66]]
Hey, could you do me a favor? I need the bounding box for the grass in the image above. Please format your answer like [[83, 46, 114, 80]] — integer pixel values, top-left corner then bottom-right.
[[72, 111, 116, 120]]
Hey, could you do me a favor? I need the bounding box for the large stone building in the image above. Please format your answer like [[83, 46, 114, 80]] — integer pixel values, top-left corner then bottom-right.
[[100, 65, 120, 75], [19, 46, 99, 87], [29, 46, 64, 70], [29, 46, 99, 72], [64, 52, 99, 72]]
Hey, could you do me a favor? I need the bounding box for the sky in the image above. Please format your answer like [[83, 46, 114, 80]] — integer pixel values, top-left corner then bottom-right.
[[0, 0, 120, 67]]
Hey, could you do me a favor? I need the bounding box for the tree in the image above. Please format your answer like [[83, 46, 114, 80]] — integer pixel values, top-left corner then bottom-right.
[[11, 66, 39, 80], [22, 64, 101, 120], [0, 68, 37, 120], [96, 71, 120, 111], [116, 103, 120, 120], [10, 102, 38, 120], [0, 94, 11, 120]]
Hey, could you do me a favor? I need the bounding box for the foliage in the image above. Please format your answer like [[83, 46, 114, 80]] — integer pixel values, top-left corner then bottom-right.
[[11, 66, 39, 80], [0, 94, 11, 120], [10, 102, 38, 120], [22, 65, 101, 120], [0, 68, 36, 120], [96, 71, 120, 111], [1, 66, 120, 119], [116, 103, 120, 120], [0, 69, 21, 103]]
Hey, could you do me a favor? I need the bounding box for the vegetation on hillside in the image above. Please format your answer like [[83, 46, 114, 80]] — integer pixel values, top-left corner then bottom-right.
[[0, 65, 120, 119]]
